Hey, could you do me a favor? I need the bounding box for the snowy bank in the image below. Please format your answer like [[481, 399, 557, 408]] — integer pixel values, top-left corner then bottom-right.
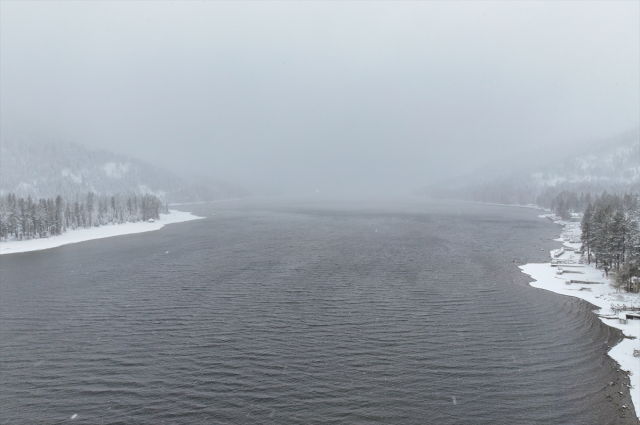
[[520, 215, 640, 419], [0, 210, 203, 255]]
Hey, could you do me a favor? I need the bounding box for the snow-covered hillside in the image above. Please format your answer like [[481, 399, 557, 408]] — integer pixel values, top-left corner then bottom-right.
[[0, 141, 249, 203], [530, 140, 640, 186], [418, 130, 640, 206]]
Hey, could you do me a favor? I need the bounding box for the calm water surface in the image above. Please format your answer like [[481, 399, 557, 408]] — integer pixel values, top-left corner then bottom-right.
[[0, 199, 631, 424]]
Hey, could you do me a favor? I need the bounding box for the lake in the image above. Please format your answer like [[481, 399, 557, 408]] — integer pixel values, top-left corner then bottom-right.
[[0, 198, 633, 424]]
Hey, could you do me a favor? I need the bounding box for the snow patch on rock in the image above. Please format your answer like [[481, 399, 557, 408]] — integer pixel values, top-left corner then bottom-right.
[[61, 168, 83, 183], [103, 162, 130, 179]]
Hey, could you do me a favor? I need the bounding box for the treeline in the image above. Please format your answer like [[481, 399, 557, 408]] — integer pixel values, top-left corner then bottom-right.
[[0, 192, 168, 241], [543, 190, 596, 219], [541, 189, 640, 220], [580, 192, 640, 293]]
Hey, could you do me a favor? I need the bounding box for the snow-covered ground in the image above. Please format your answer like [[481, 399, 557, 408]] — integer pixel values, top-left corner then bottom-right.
[[0, 210, 203, 255], [520, 215, 640, 419]]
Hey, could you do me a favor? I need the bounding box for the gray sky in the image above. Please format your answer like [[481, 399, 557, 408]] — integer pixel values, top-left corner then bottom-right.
[[1, 1, 638, 196]]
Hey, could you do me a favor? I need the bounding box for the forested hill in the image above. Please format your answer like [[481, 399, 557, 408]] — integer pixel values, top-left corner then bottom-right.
[[0, 141, 249, 203], [417, 130, 640, 208]]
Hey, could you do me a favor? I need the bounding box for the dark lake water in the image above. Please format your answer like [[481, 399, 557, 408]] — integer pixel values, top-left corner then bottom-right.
[[0, 199, 632, 424]]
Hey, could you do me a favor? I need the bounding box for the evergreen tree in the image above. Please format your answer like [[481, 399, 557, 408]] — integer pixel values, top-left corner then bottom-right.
[[580, 193, 640, 291], [0, 191, 165, 241]]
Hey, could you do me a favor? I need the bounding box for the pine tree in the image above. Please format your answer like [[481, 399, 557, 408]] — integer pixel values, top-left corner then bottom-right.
[[87, 192, 95, 227]]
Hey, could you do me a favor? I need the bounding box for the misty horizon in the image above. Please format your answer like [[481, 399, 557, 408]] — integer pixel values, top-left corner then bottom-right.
[[1, 1, 638, 197]]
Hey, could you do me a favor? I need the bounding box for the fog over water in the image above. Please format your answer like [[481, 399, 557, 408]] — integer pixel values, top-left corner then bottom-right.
[[1, 2, 638, 195]]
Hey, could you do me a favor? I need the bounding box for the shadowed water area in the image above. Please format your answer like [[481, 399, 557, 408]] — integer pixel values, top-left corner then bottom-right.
[[0, 199, 636, 424]]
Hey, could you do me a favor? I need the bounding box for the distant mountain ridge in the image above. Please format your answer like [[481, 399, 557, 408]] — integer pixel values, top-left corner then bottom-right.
[[0, 141, 249, 203], [417, 130, 640, 206], [530, 139, 639, 186]]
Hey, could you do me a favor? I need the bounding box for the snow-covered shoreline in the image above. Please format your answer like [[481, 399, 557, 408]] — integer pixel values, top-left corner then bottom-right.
[[0, 210, 203, 255], [520, 215, 640, 419]]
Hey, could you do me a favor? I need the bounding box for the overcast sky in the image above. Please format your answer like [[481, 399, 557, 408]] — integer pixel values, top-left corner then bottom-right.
[[1, 1, 638, 196]]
